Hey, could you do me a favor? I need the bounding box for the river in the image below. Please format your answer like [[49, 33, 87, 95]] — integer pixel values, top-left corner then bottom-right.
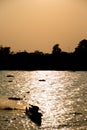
[[0, 71, 87, 130]]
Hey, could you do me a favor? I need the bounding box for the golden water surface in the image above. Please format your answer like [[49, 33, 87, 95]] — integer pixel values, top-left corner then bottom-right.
[[0, 71, 87, 130]]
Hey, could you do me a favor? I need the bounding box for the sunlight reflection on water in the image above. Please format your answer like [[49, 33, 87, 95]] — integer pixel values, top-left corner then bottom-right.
[[0, 71, 87, 129]]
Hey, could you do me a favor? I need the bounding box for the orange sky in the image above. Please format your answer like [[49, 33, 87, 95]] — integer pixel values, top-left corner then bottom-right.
[[0, 0, 87, 53]]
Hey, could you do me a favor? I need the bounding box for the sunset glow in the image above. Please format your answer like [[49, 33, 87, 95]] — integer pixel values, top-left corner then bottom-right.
[[0, 0, 87, 53]]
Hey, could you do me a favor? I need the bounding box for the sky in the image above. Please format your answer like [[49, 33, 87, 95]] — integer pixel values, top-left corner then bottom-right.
[[0, 0, 87, 53]]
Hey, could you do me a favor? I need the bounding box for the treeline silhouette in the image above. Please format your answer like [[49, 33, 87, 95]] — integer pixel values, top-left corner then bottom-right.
[[0, 39, 87, 71]]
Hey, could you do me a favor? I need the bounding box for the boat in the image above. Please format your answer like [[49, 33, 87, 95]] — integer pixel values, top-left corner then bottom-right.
[[25, 105, 43, 125]]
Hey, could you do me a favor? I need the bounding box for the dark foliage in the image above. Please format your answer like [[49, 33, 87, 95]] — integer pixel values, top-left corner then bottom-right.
[[0, 39, 87, 70]]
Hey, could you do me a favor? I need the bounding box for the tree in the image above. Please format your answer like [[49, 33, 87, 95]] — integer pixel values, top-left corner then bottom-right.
[[74, 39, 87, 54], [0, 46, 11, 56], [34, 50, 44, 55], [52, 44, 61, 55]]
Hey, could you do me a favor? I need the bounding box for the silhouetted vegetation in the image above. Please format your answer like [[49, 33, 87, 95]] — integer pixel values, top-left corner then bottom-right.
[[0, 39, 87, 70]]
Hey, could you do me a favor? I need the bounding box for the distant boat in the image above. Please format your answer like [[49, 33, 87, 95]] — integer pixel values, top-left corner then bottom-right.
[[25, 105, 43, 125], [6, 75, 14, 77], [39, 79, 46, 81], [8, 97, 23, 100]]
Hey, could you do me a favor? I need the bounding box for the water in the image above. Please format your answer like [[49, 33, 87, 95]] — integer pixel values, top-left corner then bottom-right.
[[0, 71, 87, 130]]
